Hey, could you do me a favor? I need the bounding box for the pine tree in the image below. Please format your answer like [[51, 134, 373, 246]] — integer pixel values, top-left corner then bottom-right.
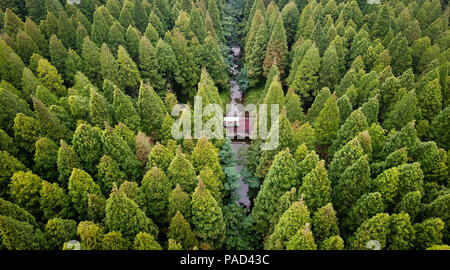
[[387, 213, 415, 250], [201, 35, 228, 89], [311, 203, 339, 245], [9, 171, 43, 216], [0, 82, 31, 132], [290, 43, 321, 104], [253, 149, 299, 237], [383, 90, 417, 131], [81, 37, 101, 85], [99, 44, 120, 87], [4, 8, 24, 37], [263, 16, 289, 78], [132, 0, 148, 32], [116, 46, 141, 96], [330, 109, 368, 156], [125, 25, 140, 60], [281, 1, 299, 48], [33, 137, 58, 180], [285, 223, 317, 250], [372, 5, 391, 39], [344, 192, 384, 234], [351, 213, 390, 250], [39, 181, 71, 221], [319, 44, 339, 90], [171, 31, 200, 98], [307, 87, 331, 123], [15, 30, 39, 65], [139, 36, 166, 93], [168, 211, 198, 250], [417, 78, 442, 122], [146, 142, 174, 172], [191, 136, 225, 182], [119, 2, 135, 29], [328, 137, 364, 183], [245, 10, 268, 86], [413, 218, 445, 250], [36, 58, 65, 97], [160, 113, 174, 145], [12, 113, 40, 153], [107, 21, 125, 56], [44, 218, 77, 250], [101, 231, 128, 250], [112, 86, 141, 131], [72, 123, 103, 175], [0, 215, 43, 250], [96, 155, 127, 196], [381, 121, 419, 158], [21, 67, 40, 102], [137, 82, 166, 137], [133, 232, 162, 250], [32, 96, 66, 141], [64, 49, 81, 85], [299, 160, 332, 212], [105, 185, 158, 240], [76, 221, 104, 250], [89, 88, 112, 128], [373, 167, 400, 207], [313, 95, 340, 150], [415, 141, 448, 185], [430, 105, 450, 149], [102, 125, 140, 182], [67, 168, 101, 219], [199, 167, 224, 205], [191, 179, 225, 249], [285, 89, 304, 124], [143, 23, 158, 46], [266, 200, 311, 250], [154, 38, 179, 90], [388, 33, 412, 76], [141, 166, 171, 224], [167, 148, 197, 194], [168, 184, 191, 220], [56, 140, 81, 189], [26, 0, 46, 23]]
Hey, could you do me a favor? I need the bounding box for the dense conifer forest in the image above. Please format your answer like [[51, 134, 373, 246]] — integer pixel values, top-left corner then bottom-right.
[[0, 0, 449, 250]]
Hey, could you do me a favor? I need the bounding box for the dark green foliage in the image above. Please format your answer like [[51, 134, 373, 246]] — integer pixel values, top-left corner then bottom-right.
[[141, 167, 171, 225], [0, 88, 32, 134], [311, 203, 339, 245], [0, 151, 26, 198], [105, 185, 158, 240], [168, 211, 198, 250], [414, 218, 445, 250], [33, 137, 58, 180], [45, 218, 77, 250], [0, 215, 43, 250], [351, 213, 390, 250], [137, 83, 166, 137], [9, 171, 43, 216], [39, 179, 71, 220], [102, 125, 140, 182], [68, 168, 101, 220], [56, 140, 81, 187], [265, 200, 311, 250], [133, 232, 162, 250], [191, 179, 225, 249], [72, 123, 103, 175]]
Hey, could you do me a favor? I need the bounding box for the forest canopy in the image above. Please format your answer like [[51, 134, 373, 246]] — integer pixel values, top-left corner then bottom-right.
[[0, 0, 449, 251]]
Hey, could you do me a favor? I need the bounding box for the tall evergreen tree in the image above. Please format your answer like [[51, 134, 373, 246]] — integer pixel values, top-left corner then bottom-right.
[[191, 179, 225, 249]]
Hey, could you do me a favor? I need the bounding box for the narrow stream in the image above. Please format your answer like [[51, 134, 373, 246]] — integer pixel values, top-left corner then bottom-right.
[[227, 46, 250, 208]]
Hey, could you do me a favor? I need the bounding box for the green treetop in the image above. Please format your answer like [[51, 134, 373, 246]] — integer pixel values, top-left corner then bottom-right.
[[191, 179, 225, 249]]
